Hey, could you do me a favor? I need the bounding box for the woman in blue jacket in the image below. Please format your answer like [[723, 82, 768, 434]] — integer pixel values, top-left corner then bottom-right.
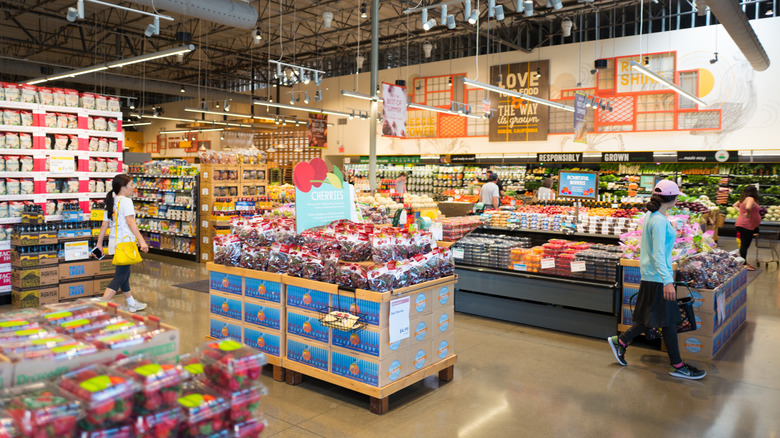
[[607, 180, 706, 380]]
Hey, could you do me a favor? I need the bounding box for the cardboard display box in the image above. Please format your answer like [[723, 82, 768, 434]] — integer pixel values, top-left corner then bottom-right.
[[209, 315, 243, 343], [11, 249, 58, 268], [331, 346, 408, 388], [408, 339, 433, 374], [678, 304, 746, 360], [243, 325, 283, 358], [431, 331, 455, 362], [12, 266, 59, 289], [331, 325, 409, 358], [58, 280, 96, 301], [243, 270, 284, 304], [208, 291, 243, 322], [287, 308, 330, 344], [409, 313, 432, 347], [286, 333, 330, 372], [11, 286, 59, 308], [431, 305, 455, 337], [285, 276, 335, 313], [58, 260, 98, 281], [208, 267, 243, 296], [93, 277, 113, 294], [243, 298, 283, 331]]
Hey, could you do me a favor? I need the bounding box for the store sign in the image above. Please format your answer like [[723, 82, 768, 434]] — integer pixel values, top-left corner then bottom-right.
[[615, 53, 676, 94], [537, 153, 582, 163], [601, 152, 655, 162], [449, 154, 477, 163], [307, 114, 328, 148], [489, 60, 549, 142], [573, 92, 587, 144], [406, 114, 437, 138], [677, 151, 738, 163], [558, 171, 599, 199], [381, 82, 408, 137], [293, 158, 351, 233], [358, 156, 421, 164]]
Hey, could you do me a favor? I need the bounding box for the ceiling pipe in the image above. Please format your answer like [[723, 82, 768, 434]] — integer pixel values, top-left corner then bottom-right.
[[705, 0, 770, 71], [125, 0, 257, 30]]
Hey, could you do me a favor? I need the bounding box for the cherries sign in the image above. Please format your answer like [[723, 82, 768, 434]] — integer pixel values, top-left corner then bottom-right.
[[292, 158, 344, 193]]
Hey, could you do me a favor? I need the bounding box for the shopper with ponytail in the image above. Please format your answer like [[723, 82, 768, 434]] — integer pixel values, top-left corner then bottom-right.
[[607, 180, 706, 379], [733, 185, 761, 271], [94, 174, 149, 312]]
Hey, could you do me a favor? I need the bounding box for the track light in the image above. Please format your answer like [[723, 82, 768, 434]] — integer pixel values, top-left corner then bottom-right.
[[215, 101, 220, 108], [315, 90, 322, 102], [523, 1, 533, 17], [180, 86, 185, 93], [710, 52, 718, 64], [441, 5, 448, 25], [644, 56, 650, 65], [360, 3, 367, 18], [494, 5, 505, 20], [422, 8, 437, 30], [253, 27, 262, 43], [67, 7, 79, 22], [561, 17, 573, 37], [449, 77, 453, 87], [534, 67, 541, 78], [322, 11, 333, 28], [314, 73, 322, 86], [304, 91, 310, 104], [144, 16, 159, 37], [488, 0, 496, 17], [446, 14, 455, 29], [468, 9, 478, 24], [551, 0, 563, 10], [349, 111, 355, 120], [290, 93, 297, 105], [224, 102, 230, 111]]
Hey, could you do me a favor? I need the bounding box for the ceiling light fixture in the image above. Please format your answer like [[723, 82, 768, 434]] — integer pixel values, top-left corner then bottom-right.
[[494, 5, 505, 20], [422, 8, 437, 30], [423, 41, 433, 58], [180, 86, 185, 93], [253, 27, 262, 43], [629, 60, 707, 106], [290, 92, 297, 105], [710, 52, 719, 64], [561, 17, 573, 37], [462, 77, 575, 112], [360, 2, 367, 18], [448, 77, 453, 87], [304, 91, 310, 104], [67, 0, 84, 22], [160, 128, 224, 135], [144, 17, 160, 37], [254, 100, 353, 118], [551, 0, 563, 10], [341, 90, 379, 101], [315, 90, 322, 102], [522, 1, 533, 17], [447, 14, 456, 29], [123, 122, 151, 127], [323, 11, 334, 28], [534, 67, 542, 78]]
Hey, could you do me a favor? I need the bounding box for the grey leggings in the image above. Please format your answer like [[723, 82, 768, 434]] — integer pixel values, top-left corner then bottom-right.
[[107, 264, 131, 292]]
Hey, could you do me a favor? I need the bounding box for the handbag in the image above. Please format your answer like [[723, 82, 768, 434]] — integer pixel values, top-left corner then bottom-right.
[[112, 197, 142, 266], [628, 281, 698, 338]]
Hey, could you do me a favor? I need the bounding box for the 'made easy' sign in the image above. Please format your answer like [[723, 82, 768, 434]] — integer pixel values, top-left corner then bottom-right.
[[490, 60, 549, 142]]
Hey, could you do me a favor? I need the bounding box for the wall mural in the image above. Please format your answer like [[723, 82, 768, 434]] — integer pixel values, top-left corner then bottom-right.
[[489, 60, 550, 142]]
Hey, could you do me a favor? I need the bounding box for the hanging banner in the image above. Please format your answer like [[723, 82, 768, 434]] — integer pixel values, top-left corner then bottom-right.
[[574, 91, 588, 144], [293, 158, 351, 233], [489, 60, 549, 142], [307, 113, 328, 148], [381, 82, 407, 137]]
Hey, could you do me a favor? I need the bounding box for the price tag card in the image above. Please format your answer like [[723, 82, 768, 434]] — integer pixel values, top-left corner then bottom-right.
[[50, 156, 76, 173], [612, 203, 619, 209], [452, 248, 464, 260], [64, 241, 90, 261], [571, 261, 586, 272], [388, 296, 411, 344], [541, 258, 556, 269], [513, 263, 527, 272]]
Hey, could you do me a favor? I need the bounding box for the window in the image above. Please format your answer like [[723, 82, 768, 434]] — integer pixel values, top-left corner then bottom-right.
[[678, 71, 698, 109], [598, 60, 615, 91]]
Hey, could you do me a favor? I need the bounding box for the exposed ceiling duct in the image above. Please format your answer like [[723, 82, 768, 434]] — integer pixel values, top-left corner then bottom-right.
[[126, 0, 257, 30], [705, 0, 770, 71]]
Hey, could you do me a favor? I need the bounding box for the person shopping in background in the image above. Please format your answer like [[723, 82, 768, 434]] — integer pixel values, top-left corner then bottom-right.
[[486, 170, 505, 196], [480, 173, 500, 209], [395, 172, 407, 194], [535, 178, 556, 201], [95, 174, 149, 312], [607, 180, 706, 380], [733, 185, 761, 271]]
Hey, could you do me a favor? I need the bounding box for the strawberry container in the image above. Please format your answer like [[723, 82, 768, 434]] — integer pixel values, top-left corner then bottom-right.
[[232, 417, 268, 438], [132, 406, 183, 438], [208, 384, 267, 425], [0, 383, 82, 438], [77, 422, 132, 438], [57, 365, 139, 431], [90, 327, 163, 351], [0, 413, 15, 438], [111, 355, 187, 414], [2, 335, 98, 362], [0, 327, 52, 343], [50, 315, 127, 337], [177, 381, 230, 437], [40, 304, 108, 327], [78, 318, 145, 342], [196, 340, 267, 391], [177, 354, 205, 381], [0, 317, 39, 333]]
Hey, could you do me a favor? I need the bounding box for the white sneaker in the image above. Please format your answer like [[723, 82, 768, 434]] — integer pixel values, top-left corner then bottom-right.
[[127, 301, 147, 313]]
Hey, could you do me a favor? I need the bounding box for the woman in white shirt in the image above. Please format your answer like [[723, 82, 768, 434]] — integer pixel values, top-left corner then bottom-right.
[[95, 174, 149, 312]]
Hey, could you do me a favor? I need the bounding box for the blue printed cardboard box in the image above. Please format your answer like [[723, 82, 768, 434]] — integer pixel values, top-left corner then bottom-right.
[[287, 309, 330, 344], [286, 334, 329, 372], [332, 290, 385, 327], [331, 347, 408, 387], [244, 276, 282, 303], [286, 285, 330, 313], [244, 326, 282, 357], [408, 339, 433, 373], [244, 299, 283, 331], [209, 316, 242, 343], [209, 271, 242, 296], [209, 291, 243, 321], [431, 331, 455, 362], [410, 289, 432, 316], [409, 313, 432, 347], [433, 282, 454, 309], [432, 305, 454, 336], [331, 326, 407, 357]]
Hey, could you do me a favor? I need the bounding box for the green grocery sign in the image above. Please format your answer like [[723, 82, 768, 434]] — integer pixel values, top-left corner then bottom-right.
[[358, 156, 421, 164]]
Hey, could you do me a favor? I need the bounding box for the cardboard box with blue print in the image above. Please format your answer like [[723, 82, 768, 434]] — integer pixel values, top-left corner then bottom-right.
[[58, 280, 96, 300], [208, 291, 243, 321], [286, 333, 330, 372], [621, 305, 634, 326], [243, 298, 283, 331], [687, 268, 747, 315], [432, 280, 455, 309], [331, 346, 408, 388], [209, 315, 243, 343], [409, 312, 432, 348], [432, 305, 455, 337], [286, 283, 332, 313], [331, 325, 409, 358], [58, 260, 98, 281], [243, 325, 284, 358], [286, 308, 330, 344], [408, 339, 433, 373], [678, 304, 746, 360], [208, 266, 243, 296], [431, 331, 455, 362], [243, 270, 284, 304]]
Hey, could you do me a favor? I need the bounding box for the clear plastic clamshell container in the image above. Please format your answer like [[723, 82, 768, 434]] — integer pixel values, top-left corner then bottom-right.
[[0, 383, 82, 438], [0, 413, 14, 438], [78, 318, 145, 341], [177, 381, 230, 438], [177, 353, 205, 380], [233, 417, 268, 438], [50, 314, 127, 337], [0, 316, 39, 333], [40, 303, 108, 327], [57, 364, 139, 431], [77, 422, 133, 438], [2, 335, 98, 363], [196, 340, 267, 391], [90, 326, 162, 350], [0, 326, 52, 343], [132, 406, 183, 438], [111, 355, 188, 414], [211, 383, 267, 425]]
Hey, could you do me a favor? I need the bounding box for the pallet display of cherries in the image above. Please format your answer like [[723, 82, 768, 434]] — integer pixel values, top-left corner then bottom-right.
[[0, 312, 268, 437]]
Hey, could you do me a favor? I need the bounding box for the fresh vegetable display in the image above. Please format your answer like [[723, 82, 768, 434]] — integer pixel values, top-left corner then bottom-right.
[[197, 340, 266, 391], [58, 365, 138, 430], [177, 382, 230, 438], [1, 383, 81, 438], [111, 356, 188, 414]]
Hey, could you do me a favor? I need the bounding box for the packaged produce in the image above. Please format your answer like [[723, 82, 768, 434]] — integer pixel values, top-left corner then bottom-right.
[[197, 340, 266, 391], [107, 119, 117, 132], [20, 156, 33, 172], [81, 93, 95, 110], [4, 156, 19, 172], [1, 383, 81, 438], [41, 303, 109, 325], [45, 112, 58, 128], [0, 317, 39, 333], [20, 179, 33, 195], [20, 111, 33, 126], [95, 95, 107, 111], [89, 137, 99, 151], [58, 365, 138, 430], [55, 134, 69, 150], [0, 414, 16, 438], [209, 384, 266, 425], [67, 114, 78, 129], [21, 85, 37, 103], [336, 263, 369, 290], [49, 314, 124, 337], [65, 89, 79, 107], [4, 337, 98, 362], [132, 407, 182, 438], [78, 422, 133, 438], [111, 356, 187, 414], [38, 87, 53, 104], [0, 326, 50, 343], [177, 381, 230, 438], [107, 97, 120, 112], [0, 181, 4, 196], [8, 202, 23, 217], [78, 318, 144, 341], [3, 110, 20, 126], [93, 117, 107, 132], [90, 326, 163, 350], [4, 133, 18, 149], [57, 113, 69, 128], [0, 132, 4, 148]]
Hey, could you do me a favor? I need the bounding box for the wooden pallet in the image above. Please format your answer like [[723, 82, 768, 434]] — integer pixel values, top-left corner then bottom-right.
[[205, 336, 285, 382], [283, 355, 457, 415]]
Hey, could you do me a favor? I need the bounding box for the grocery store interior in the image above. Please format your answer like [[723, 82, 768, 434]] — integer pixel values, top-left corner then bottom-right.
[[1, 0, 780, 436]]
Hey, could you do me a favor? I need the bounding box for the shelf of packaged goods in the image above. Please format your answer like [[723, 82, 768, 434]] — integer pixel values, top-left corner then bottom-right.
[[0, 100, 122, 117], [139, 229, 195, 238], [131, 197, 161, 202], [478, 225, 622, 241], [132, 198, 193, 208], [129, 174, 198, 179], [0, 125, 36, 133], [0, 171, 119, 179], [0, 214, 63, 224], [135, 188, 195, 193], [150, 247, 197, 256], [136, 213, 193, 221]]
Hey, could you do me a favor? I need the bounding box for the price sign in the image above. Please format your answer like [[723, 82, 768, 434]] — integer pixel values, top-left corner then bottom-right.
[[571, 261, 586, 272], [612, 203, 619, 209], [64, 241, 90, 261], [513, 263, 527, 272], [541, 258, 556, 269], [452, 248, 464, 260], [388, 296, 411, 344]]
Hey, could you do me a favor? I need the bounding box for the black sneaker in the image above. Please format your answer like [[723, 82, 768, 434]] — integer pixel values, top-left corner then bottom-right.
[[607, 336, 627, 366], [669, 363, 706, 380]]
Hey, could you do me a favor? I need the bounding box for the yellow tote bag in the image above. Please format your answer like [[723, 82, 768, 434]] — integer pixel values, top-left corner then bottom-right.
[[112, 197, 142, 266]]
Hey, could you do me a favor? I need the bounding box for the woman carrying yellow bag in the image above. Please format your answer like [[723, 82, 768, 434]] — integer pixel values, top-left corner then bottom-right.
[[95, 174, 149, 312]]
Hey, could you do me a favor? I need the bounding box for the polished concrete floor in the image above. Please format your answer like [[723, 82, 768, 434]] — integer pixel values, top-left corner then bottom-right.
[[98, 239, 780, 437]]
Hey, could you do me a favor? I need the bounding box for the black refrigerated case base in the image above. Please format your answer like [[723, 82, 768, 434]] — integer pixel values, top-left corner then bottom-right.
[[455, 265, 620, 338]]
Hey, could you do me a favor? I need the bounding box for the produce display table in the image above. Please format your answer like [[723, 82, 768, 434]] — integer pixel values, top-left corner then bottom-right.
[[206, 263, 458, 414]]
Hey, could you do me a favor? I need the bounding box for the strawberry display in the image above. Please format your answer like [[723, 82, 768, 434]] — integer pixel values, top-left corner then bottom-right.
[[0, 414, 16, 438], [90, 327, 163, 350], [177, 354, 205, 380], [78, 422, 132, 438], [57, 365, 138, 431], [40, 304, 108, 326], [232, 417, 267, 438], [50, 315, 126, 337], [2, 336, 98, 362], [0, 317, 40, 334], [132, 407, 182, 438], [78, 319, 144, 342], [177, 381, 230, 438], [197, 340, 266, 391], [0, 326, 51, 343], [111, 356, 187, 414], [1, 383, 81, 438], [208, 384, 266, 425]]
